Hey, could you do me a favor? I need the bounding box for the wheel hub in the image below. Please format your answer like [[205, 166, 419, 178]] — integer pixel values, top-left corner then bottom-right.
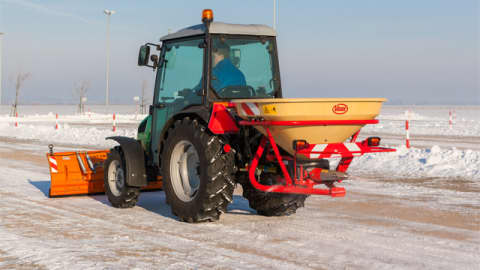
[[170, 140, 201, 202], [107, 160, 125, 197]]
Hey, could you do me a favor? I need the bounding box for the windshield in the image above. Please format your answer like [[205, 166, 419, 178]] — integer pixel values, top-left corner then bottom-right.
[[211, 35, 279, 99]]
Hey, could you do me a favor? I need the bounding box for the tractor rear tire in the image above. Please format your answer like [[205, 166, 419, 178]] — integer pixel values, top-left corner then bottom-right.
[[104, 148, 140, 208], [161, 118, 235, 223], [240, 179, 307, 216]]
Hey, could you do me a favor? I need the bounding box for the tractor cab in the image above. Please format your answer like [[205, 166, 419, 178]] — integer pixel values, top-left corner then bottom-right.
[[139, 11, 281, 105], [137, 10, 282, 163]]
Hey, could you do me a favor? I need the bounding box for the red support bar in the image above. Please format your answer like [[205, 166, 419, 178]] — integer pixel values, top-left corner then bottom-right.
[[350, 131, 360, 142], [265, 128, 293, 185], [239, 119, 379, 126], [243, 116, 394, 196], [248, 130, 347, 197]]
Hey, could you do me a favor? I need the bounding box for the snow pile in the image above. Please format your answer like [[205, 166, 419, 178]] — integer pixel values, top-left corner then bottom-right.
[[350, 145, 480, 180], [363, 118, 479, 137], [1, 119, 478, 180], [0, 122, 136, 148], [379, 110, 438, 121], [364, 106, 480, 137], [0, 112, 147, 125]]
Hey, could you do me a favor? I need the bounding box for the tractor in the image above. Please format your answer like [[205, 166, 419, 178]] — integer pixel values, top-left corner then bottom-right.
[[47, 9, 394, 222]]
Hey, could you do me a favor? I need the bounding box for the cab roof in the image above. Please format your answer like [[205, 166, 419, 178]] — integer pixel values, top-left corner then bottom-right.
[[160, 22, 277, 41]]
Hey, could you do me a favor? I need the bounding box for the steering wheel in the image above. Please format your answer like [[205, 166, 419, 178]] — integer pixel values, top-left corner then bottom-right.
[[217, 85, 256, 98], [177, 88, 193, 97]]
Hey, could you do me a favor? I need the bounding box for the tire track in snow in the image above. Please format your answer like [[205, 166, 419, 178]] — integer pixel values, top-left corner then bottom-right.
[[1, 137, 479, 269], [0, 181, 312, 269]]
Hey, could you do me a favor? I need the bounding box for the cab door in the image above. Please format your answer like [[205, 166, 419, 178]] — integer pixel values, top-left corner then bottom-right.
[[150, 38, 204, 166]]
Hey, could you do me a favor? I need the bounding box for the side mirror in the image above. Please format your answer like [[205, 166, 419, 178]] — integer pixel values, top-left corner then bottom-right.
[[138, 45, 150, 66]]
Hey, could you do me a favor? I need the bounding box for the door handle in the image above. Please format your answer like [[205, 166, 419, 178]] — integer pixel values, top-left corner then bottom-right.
[[149, 103, 166, 115]]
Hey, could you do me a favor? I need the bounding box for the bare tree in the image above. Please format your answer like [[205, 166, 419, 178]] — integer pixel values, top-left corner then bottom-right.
[[140, 80, 149, 114], [74, 80, 89, 114], [11, 72, 31, 116]]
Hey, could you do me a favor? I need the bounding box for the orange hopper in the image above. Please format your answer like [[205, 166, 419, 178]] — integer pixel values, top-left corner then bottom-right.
[[47, 149, 162, 197]]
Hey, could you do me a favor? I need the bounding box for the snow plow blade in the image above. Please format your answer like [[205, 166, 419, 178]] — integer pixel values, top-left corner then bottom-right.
[[46, 149, 162, 197]]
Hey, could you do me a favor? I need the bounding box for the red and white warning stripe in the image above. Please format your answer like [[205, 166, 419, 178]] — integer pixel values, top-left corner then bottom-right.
[[306, 142, 363, 159], [239, 102, 261, 116], [49, 156, 58, 173], [344, 143, 362, 155]]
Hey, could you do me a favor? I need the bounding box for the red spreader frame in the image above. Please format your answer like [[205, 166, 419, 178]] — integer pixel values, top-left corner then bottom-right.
[[238, 119, 396, 197]]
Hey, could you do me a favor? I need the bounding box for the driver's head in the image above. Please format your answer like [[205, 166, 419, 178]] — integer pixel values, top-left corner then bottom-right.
[[213, 43, 230, 66]]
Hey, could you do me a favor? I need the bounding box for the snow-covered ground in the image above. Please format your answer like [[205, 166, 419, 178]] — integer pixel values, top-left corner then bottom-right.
[[0, 105, 478, 269]]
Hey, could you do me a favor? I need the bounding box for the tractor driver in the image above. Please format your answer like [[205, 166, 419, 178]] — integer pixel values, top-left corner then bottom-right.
[[211, 43, 246, 92], [184, 43, 246, 100]]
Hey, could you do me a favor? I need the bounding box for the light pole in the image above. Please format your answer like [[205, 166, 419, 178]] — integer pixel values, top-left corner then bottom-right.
[[104, 9, 115, 107], [273, 0, 276, 30], [0, 32, 3, 105], [133, 96, 139, 120]]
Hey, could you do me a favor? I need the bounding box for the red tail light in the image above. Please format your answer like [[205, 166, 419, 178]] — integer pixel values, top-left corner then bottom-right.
[[366, 137, 381, 146], [293, 140, 309, 150]]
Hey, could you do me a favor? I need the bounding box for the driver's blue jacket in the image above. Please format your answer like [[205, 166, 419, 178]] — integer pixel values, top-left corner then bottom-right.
[[211, 59, 246, 91]]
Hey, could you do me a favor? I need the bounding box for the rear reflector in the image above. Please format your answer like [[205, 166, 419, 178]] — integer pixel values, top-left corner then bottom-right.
[[367, 137, 381, 147], [223, 144, 232, 153], [293, 140, 309, 151]]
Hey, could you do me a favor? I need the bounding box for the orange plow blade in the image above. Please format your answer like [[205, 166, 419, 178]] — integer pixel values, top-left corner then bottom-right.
[[46, 150, 162, 197]]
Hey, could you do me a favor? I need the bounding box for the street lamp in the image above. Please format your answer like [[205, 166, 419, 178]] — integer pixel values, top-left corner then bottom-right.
[[273, 0, 276, 30], [0, 32, 4, 105], [133, 96, 140, 120], [104, 9, 116, 107]]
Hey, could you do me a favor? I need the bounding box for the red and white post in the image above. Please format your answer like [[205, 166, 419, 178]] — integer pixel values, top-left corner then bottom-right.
[[405, 110, 410, 148], [112, 113, 117, 132], [14, 112, 18, 127], [449, 110, 453, 130], [55, 113, 59, 130]]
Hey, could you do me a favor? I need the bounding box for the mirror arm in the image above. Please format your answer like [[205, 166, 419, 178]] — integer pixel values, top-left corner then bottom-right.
[[145, 42, 161, 50], [150, 55, 159, 69]]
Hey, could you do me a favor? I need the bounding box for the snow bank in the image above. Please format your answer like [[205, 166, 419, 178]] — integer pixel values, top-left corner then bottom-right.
[[364, 105, 480, 137], [0, 122, 136, 148], [1, 119, 478, 180], [350, 145, 480, 180], [0, 112, 147, 125]]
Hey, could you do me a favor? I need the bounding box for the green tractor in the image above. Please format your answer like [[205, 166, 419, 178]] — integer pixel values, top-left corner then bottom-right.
[[103, 10, 304, 222], [103, 9, 393, 222]]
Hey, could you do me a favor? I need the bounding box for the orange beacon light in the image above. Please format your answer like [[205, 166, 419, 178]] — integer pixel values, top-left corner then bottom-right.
[[202, 9, 214, 23]]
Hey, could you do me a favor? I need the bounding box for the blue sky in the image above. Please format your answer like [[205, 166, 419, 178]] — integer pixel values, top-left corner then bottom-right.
[[0, 0, 478, 105]]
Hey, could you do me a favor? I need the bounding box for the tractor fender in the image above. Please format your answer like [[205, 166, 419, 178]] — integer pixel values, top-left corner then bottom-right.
[[105, 136, 147, 187]]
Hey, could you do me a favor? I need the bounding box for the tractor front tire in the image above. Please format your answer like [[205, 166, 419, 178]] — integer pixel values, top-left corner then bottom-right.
[[161, 118, 235, 222], [240, 179, 307, 216], [104, 148, 140, 208]]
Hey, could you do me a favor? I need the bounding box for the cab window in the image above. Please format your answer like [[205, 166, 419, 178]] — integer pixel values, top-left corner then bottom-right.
[[155, 38, 204, 108]]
